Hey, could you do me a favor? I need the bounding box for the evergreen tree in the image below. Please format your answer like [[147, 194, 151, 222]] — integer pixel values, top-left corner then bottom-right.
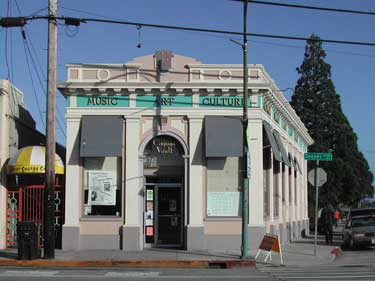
[[290, 34, 374, 209]]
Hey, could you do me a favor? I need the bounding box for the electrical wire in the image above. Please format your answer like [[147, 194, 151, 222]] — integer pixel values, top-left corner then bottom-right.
[[25, 15, 375, 47], [247, 39, 375, 59], [22, 30, 66, 138], [22, 31, 46, 130], [12, 0, 66, 138], [25, 30, 67, 128], [233, 0, 375, 16], [4, 0, 16, 118]]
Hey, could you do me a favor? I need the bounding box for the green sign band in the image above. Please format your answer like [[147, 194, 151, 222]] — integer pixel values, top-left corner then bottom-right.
[[136, 95, 192, 108], [77, 95, 129, 107], [199, 96, 252, 108]]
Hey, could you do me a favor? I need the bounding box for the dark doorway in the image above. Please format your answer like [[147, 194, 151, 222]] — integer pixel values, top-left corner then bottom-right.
[[143, 135, 185, 248], [155, 184, 183, 247]]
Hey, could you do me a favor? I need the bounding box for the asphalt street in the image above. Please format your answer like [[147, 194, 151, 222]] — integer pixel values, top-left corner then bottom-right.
[[260, 264, 375, 281], [0, 268, 277, 281]]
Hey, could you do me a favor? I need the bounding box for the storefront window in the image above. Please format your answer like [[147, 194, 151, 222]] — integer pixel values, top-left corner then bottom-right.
[[273, 159, 280, 218], [206, 157, 242, 217], [263, 147, 271, 218], [83, 157, 121, 216]]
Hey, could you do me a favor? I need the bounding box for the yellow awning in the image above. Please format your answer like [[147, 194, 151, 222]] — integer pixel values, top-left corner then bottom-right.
[[7, 146, 64, 175]]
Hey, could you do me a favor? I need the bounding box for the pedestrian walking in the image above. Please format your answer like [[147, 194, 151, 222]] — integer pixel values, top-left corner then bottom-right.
[[321, 204, 334, 245], [334, 209, 340, 227]]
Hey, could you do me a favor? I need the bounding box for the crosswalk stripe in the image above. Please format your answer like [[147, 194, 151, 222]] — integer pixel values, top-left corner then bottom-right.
[[0, 270, 58, 277], [105, 271, 160, 277], [260, 266, 375, 281]]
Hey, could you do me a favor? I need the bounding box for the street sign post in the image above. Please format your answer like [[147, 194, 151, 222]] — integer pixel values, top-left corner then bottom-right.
[[305, 152, 332, 256]]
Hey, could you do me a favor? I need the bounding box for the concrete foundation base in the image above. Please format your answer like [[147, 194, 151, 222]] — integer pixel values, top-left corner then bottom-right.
[[187, 225, 205, 250], [62, 225, 80, 250], [122, 225, 142, 251]]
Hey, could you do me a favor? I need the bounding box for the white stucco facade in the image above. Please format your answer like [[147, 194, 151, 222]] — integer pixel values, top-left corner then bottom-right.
[[58, 51, 313, 251]]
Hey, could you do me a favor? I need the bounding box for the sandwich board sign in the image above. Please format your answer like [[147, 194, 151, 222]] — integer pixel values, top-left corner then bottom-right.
[[254, 233, 283, 265]]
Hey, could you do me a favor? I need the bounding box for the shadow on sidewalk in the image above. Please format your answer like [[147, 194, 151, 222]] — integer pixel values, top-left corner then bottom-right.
[[0, 251, 17, 259], [145, 248, 241, 259]]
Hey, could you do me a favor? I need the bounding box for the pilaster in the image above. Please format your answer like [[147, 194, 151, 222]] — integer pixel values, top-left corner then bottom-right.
[[123, 116, 142, 250]]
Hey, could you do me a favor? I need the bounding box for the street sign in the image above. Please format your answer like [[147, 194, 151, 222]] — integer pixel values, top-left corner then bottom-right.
[[304, 152, 332, 161], [308, 167, 327, 187]]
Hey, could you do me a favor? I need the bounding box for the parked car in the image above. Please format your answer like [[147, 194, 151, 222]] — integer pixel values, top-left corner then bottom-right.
[[342, 215, 375, 249], [347, 207, 375, 220]]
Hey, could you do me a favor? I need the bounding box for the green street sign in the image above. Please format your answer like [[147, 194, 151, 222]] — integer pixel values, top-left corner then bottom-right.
[[304, 153, 333, 161]]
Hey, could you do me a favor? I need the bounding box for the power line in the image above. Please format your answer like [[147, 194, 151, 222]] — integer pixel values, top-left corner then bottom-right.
[[248, 38, 375, 59], [21, 29, 66, 138], [58, 6, 375, 59], [233, 0, 375, 16], [23, 29, 67, 136], [10, 0, 66, 138], [22, 31, 46, 130], [24, 15, 375, 47], [4, 0, 17, 119]]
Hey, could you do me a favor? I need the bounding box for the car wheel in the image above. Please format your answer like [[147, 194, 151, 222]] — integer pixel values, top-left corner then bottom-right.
[[349, 238, 356, 250], [341, 239, 348, 250]]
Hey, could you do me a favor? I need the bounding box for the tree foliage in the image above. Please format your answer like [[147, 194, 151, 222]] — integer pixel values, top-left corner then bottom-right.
[[290, 34, 374, 209]]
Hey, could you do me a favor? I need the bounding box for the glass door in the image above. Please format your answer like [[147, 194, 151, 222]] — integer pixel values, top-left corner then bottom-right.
[[155, 184, 183, 248]]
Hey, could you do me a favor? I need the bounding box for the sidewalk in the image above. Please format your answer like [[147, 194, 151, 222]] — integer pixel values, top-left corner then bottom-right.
[[0, 247, 257, 268], [0, 229, 343, 269], [255, 225, 344, 267]]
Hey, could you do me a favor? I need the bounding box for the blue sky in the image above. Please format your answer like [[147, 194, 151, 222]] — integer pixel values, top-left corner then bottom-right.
[[1, 0, 374, 184]]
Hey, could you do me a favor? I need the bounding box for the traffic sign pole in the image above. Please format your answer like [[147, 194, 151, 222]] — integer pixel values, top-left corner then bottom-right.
[[314, 160, 319, 256], [305, 152, 332, 256]]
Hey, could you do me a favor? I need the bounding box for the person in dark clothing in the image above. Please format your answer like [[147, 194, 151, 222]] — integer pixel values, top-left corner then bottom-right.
[[320, 204, 335, 245]]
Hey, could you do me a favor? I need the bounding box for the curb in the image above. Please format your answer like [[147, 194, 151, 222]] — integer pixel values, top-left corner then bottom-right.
[[0, 259, 256, 269]]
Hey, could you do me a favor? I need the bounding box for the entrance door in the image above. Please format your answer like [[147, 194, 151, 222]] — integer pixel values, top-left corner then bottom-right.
[[155, 185, 183, 248]]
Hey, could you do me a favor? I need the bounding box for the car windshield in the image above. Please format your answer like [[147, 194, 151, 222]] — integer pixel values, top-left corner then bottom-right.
[[351, 216, 375, 227]]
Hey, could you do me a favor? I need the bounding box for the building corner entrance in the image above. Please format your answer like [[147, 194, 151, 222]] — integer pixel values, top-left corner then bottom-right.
[[142, 135, 186, 248]]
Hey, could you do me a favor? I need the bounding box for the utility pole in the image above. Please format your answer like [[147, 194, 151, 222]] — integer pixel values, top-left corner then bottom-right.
[[241, 0, 249, 259], [44, 0, 57, 259]]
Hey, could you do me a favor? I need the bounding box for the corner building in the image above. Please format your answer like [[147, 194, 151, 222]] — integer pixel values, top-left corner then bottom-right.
[[58, 51, 313, 251]]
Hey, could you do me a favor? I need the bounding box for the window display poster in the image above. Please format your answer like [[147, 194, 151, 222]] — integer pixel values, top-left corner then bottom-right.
[[145, 219, 153, 226], [145, 210, 154, 220], [146, 189, 153, 201], [146, 226, 153, 236], [84, 204, 92, 215], [147, 201, 153, 211], [88, 171, 116, 205], [207, 192, 241, 216]]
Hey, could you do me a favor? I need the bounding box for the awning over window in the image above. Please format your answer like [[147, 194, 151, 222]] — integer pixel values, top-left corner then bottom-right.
[[288, 153, 295, 167], [263, 121, 282, 162], [294, 157, 302, 173], [80, 115, 123, 157], [273, 130, 291, 167], [205, 116, 243, 157]]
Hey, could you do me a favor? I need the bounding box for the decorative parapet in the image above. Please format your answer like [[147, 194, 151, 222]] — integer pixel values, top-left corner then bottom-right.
[[67, 64, 142, 83], [186, 64, 265, 84], [60, 56, 313, 149]]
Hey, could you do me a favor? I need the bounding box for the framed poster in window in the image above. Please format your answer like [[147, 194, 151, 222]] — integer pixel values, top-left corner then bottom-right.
[[87, 171, 116, 205]]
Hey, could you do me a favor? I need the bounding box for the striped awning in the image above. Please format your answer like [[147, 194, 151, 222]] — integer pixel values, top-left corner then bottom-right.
[[7, 146, 64, 175]]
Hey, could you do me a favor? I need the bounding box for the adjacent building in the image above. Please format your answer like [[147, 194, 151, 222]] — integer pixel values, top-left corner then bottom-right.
[[0, 80, 46, 249], [0, 80, 65, 249], [57, 51, 313, 251]]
